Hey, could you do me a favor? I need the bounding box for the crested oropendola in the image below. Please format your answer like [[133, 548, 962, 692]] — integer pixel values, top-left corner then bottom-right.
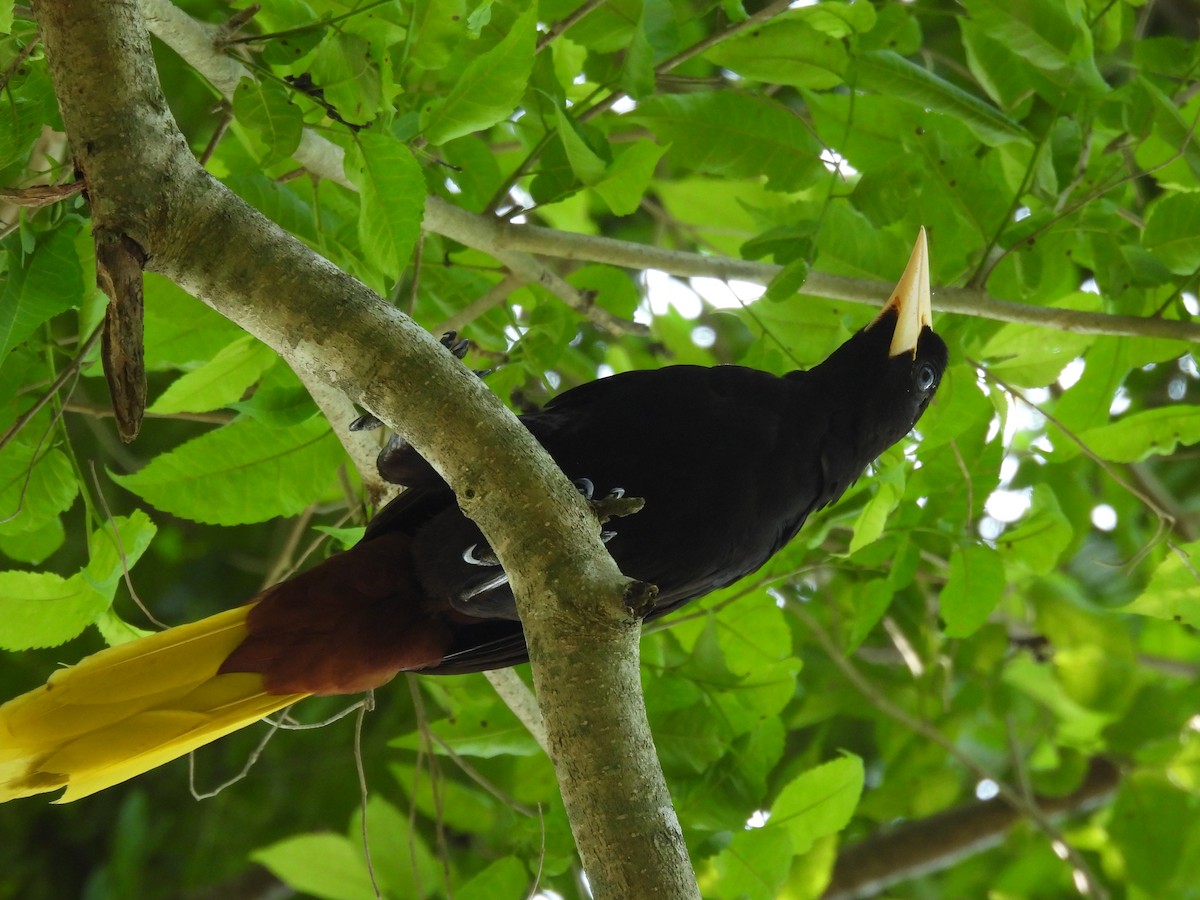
[[0, 229, 947, 802]]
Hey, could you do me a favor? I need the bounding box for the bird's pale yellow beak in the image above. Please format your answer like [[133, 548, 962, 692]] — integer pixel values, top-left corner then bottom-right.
[[871, 227, 932, 358]]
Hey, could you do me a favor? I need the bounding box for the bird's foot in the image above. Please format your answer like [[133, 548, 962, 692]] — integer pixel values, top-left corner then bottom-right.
[[624, 581, 659, 619], [573, 479, 646, 525]]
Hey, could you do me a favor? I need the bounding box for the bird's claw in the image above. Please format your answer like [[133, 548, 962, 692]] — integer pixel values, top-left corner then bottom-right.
[[624, 581, 659, 619]]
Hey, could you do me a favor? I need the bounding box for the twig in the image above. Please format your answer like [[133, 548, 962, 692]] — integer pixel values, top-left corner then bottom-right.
[[189, 714, 285, 800], [353, 694, 383, 900], [63, 400, 234, 424], [428, 732, 537, 817], [0, 30, 42, 92], [259, 504, 316, 589], [577, 0, 794, 123], [88, 461, 169, 629], [0, 324, 102, 456], [434, 273, 526, 335], [536, 0, 607, 53]]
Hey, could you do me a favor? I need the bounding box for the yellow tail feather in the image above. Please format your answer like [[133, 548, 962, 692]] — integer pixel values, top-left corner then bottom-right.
[[0, 607, 307, 802]]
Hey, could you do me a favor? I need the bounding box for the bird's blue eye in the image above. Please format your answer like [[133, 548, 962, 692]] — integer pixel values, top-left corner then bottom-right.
[[916, 363, 936, 392]]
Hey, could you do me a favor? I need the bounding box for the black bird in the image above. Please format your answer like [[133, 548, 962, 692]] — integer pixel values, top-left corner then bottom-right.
[[0, 230, 947, 802]]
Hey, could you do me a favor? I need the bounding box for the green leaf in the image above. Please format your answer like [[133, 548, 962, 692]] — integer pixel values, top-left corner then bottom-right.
[[230, 384, 319, 427], [553, 106, 606, 185], [632, 93, 823, 192], [978, 293, 1099, 387], [849, 477, 903, 554], [149, 335, 278, 414], [111, 416, 345, 525], [344, 133, 426, 278], [704, 18, 847, 89], [1125, 539, 1200, 628], [763, 258, 810, 304], [309, 32, 381, 126], [143, 274, 244, 371], [251, 833, 377, 900], [796, 0, 876, 37], [710, 825, 794, 900], [0, 223, 86, 360], [466, 0, 496, 36], [0, 444, 78, 537], [618, 4, 653, 99], [0, 571, 108, 651], [843, 578, 894, 652], [1109, 773, 1193, 894], [389, 694, 543, 757], [941, 543, 1005, 637], [0, 513, 155, 650], [592, 139, 668, 216], [0, 516, 64, 564], [420, 3, 537, 144], [232, 76, 303, 164], [83, 510, 157, 597], [1144, 193, 1200, 275], [995, 484, 1072, 575], [351, 796, 440, 898], [457, 857, 529, 900], [769, 755, 864, 854], [1061, 405, 1200, 463], [853, 50, 1031, 146], [408, 0, 469, 71], [961, 0, 1105, 87]]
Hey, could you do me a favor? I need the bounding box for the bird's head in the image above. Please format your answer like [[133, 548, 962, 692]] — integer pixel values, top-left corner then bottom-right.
[[810, 228, 949, 458]]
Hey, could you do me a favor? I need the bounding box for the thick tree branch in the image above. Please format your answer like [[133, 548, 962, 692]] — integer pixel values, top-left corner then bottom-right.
[[33, 1, 696, 896]]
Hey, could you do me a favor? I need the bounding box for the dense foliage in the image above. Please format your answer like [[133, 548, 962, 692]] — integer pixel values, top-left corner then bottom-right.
[[2, 0, 1199, 897]]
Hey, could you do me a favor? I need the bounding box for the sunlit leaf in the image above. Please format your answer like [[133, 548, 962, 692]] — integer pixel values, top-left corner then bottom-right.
[[769, 755, 864, 854], [420, 3, 537, 144], [111, 417, 345, 525], [344, 132, 426, 278], [941, 543, 1005, 637], [704, 18, 846, 89]]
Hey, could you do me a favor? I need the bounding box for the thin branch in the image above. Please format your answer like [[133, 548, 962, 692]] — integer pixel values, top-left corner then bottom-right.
[[536, 0, 607, 53], [434, 273, 526, 335], [0, 324, 102, 456], [354, 696, 383, 900], [63, 400, 233, 424], [138, 0, 1198, 344], [485, 669, 549, 754], [577, 0, 793, 123], [475, 217, 1200, 342], [88, 461, 169, 629]]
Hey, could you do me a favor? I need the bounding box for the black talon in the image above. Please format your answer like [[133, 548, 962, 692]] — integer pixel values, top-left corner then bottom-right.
[[574, 478, 595, 500], [440, 331, 470, 359], [350, 412, 384, 432]]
